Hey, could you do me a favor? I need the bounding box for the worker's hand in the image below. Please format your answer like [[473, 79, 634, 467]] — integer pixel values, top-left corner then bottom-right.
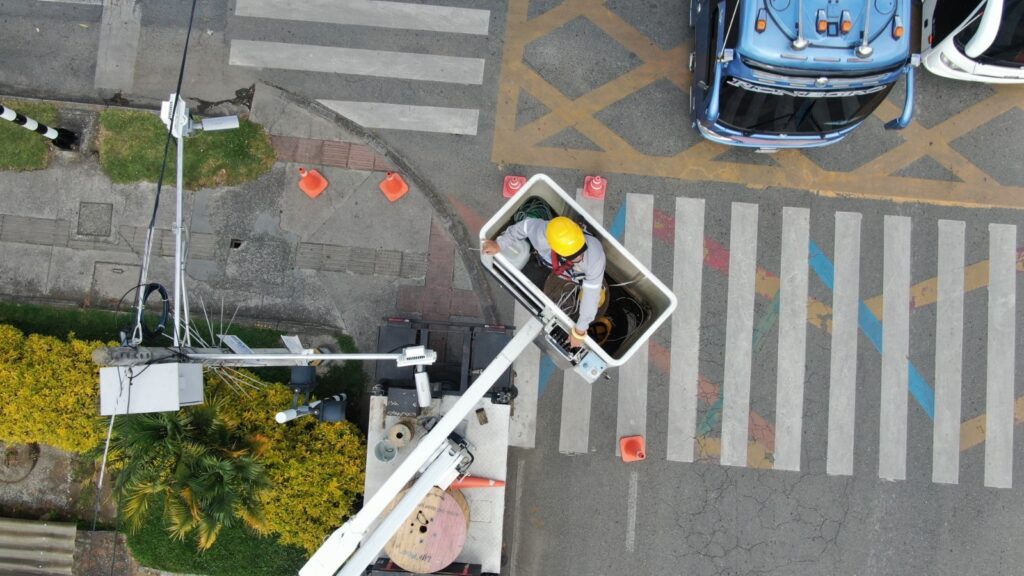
[[481, 239, 501, 255], [569, 328, 586, 348]]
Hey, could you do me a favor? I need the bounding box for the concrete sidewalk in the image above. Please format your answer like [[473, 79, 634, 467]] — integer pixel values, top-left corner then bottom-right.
[[0, 82, 489, 354]]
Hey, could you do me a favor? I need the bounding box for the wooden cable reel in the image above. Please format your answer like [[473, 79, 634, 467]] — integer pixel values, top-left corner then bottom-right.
[[383, 486, 471, 573]]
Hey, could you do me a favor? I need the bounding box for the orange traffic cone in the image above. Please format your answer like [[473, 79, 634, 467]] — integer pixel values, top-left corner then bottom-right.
[[619, 435, 646, 463], [298, 167, 328, 198], [379, 171, 409, 202], [503, 175, 526, 198], [583, 175, 607, 200], [449, 475, 506, 489]]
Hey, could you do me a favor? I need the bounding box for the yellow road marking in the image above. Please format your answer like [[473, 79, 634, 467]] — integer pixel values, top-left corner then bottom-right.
[[865, 91, 1021, 185], [695, 436, 773, 469], [961, 396, 1024, 452], [864, 249, 1024, 319], [495, 0, 1024, 209], [497, 0, 1024, 459], [752, 249, 1024, 455]]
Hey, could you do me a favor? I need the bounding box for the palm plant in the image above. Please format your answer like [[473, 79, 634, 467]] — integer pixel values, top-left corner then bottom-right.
[[110, 393, 270, 550]]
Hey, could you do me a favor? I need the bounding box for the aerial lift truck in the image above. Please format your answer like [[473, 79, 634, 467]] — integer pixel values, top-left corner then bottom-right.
[[93, 174, 676, 576], [300, 174, 677, 576]]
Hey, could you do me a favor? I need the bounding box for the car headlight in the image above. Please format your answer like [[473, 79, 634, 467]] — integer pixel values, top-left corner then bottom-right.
[[939, 52, 967, 73]]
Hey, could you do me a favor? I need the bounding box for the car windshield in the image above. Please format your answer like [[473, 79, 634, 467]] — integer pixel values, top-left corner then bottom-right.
[[954, 0, 1024, 66], [717, 77, 894, 135]]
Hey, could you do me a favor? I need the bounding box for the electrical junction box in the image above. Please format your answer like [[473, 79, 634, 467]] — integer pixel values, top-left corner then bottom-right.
[[99, 363, 204, 415]]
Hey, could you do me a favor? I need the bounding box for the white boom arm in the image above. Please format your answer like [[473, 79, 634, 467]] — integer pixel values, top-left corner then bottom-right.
[[301, 317, 545, 576]]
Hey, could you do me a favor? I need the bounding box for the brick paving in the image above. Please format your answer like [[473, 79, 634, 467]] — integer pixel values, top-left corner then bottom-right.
[[271, 135, 394, 172], [395, 218, 481, 321]]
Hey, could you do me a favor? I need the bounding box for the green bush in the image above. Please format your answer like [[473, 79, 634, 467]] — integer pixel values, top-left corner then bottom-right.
[[222, 383, 366, 552], [0, 302, 372, 420], [0, 100, 56, 171], [127, 502, 307, 576], [0, 325, 106, 452], [0, 311, 368, 571], [98, 109, 275, 189], [111, 392, 271, 550]]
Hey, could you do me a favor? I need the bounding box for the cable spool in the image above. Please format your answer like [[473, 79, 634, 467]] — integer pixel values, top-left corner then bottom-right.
[[588, 316, 613, 346], [603, 295, 646, 353], [387, 421, 414, 448], [140, 283, 170, 339]]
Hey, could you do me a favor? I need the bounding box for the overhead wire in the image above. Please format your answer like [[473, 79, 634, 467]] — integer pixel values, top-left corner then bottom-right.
[[129, 0, 201, 346]]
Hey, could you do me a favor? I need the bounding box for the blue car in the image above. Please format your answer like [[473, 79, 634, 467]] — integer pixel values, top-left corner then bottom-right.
[[690, 0, 918, 151]]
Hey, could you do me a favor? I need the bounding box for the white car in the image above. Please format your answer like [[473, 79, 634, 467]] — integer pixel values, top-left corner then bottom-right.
[[921, 0, 1024, 82]]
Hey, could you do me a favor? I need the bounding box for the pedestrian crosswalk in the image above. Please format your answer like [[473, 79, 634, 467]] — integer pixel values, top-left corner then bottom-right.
[[229, 0, 491, 136], [510, 195, 1021, 489]]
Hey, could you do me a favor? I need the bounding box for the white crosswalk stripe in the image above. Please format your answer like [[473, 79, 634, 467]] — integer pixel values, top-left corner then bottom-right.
[[229, 41, 486, 85], [616, 194, 653, 457], [984, 224, 1017, 489], [94, 0, 141, 92], [319, 101, 480, 135], [229, 0, 490, 135], [773, 207, 809, 472], [558, 189, 605, 455], [933, 220, 965, 485], [666, 197, 705, 463], [520, 196, 1020, 490], [720, 203, 758, 468], [879, 216, 912, 481], [827, 211, 861, 477], [236, 0, 490, 35], [508, 304, 540, 449]]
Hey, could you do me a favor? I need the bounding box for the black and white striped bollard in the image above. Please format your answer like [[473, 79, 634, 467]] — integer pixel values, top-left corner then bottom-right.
[[0, 102, 79, 150]]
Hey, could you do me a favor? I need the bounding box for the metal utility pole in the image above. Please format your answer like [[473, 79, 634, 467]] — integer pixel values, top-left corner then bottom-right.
[[152, 93, 239, 347], [0, 102, 79, 150]]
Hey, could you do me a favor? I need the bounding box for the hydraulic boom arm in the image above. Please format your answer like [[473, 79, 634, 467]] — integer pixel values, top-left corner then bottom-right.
[[301, 316, 545, 576]]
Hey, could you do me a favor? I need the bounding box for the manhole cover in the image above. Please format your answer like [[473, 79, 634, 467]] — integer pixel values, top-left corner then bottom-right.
[[0, 443, 39, 484]]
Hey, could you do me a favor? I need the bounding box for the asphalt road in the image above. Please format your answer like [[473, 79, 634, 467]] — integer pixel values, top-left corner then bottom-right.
[[0, 1, 1022, 575]]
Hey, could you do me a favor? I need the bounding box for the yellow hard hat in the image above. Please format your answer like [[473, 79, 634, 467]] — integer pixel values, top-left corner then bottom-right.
[[546, 217, 585, 257]]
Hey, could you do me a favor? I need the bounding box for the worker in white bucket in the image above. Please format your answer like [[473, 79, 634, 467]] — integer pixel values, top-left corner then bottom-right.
[[482, 216, 608, 348]]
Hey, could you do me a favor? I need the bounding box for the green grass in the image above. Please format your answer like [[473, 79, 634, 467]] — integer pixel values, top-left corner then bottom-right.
[[0, 301, 124, 343], [126, 504, 307, 576], [0, 301, 283, 347], [0, 101, 56, 171], [98, 109, 276, 190]]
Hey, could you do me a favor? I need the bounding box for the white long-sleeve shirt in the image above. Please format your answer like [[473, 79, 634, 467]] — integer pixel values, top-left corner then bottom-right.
[[496, 218, 606, 332]]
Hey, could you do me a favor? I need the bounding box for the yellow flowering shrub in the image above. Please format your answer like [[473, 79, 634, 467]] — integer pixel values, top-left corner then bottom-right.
[[218, 377, 366, 552], [0, 324, 106, 452]]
